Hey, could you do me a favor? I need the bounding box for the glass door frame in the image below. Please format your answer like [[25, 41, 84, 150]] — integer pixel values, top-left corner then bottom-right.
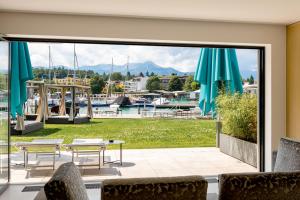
[[3, 37, 266, 172], [0, 39, 10, 194]]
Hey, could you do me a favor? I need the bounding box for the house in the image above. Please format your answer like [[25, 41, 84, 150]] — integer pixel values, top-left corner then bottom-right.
[[243, 83, 258, 95], [125, 76, 148, 92], [53, 76, 91, 86]]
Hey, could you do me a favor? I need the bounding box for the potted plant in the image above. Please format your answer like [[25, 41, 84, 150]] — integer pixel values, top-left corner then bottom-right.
[[216, 93, 258, 167]]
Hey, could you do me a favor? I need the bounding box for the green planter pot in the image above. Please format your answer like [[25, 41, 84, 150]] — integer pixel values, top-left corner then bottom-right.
[[219, 133, 257, 168]]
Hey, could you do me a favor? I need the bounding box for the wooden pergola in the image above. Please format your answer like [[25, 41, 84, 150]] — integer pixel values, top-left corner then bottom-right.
[[45, 84, 93, 121], [26, 80, 48, 123], [26, 81, 93, 124]]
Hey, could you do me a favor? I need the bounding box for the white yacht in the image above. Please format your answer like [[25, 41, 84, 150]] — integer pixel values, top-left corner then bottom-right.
[[152, 97, 170, 105]]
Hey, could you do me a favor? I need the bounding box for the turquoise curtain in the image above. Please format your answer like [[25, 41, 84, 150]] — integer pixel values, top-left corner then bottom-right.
[[194, 48, 243, 117], [10, 42, 34, 119]]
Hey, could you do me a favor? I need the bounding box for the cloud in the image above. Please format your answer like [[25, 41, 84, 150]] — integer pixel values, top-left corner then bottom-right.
[[236, 49, 258, 72], [27, 42, 258, 73], [28, 42, 200, 71]]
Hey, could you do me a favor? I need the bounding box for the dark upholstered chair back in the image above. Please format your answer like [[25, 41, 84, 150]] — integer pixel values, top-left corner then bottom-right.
[[274, 137, 300, 172], [102, 176, 207, 200], [44, 162, 89, 200], [218, 172, 300, 200]]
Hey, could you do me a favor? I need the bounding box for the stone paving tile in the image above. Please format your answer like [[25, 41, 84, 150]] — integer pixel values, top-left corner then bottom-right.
[[10, 147, 257, 183]]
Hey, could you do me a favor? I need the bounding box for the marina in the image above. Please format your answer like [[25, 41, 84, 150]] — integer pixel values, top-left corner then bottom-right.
[[26, 94, 200, 119]]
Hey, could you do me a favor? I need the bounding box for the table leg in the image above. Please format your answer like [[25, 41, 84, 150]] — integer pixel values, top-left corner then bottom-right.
[[72, 150, 74, 162], [58, 145, 61, 157], [53, 147, 56, 170], [23, 150, 26, 168], [102, 149, 105, 164], [120, 143, 123, 166], [98, 149, 101, 170], [25, 150, 28, 169]]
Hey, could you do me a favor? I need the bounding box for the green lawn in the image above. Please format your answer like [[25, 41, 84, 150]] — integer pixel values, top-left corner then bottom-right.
[[12, 118, 216, 151]]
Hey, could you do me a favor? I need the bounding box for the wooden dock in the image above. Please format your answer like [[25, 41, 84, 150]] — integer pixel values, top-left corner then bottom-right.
[[156, 104, 196, 109]]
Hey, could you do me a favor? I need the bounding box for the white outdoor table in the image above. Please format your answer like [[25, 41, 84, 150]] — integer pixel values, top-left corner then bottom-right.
[[14, 139, 64, 170], [65, 139, 106, 169], [103, 140, 125, 165]]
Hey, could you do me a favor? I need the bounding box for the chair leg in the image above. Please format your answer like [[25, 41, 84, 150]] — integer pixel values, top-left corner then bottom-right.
[[98, 150, 101, 170], [72, 150, 74, 162]]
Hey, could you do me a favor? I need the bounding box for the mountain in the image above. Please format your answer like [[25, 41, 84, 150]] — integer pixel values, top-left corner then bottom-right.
[[78, 61, 191, 76], [32, 61, 256, 79]]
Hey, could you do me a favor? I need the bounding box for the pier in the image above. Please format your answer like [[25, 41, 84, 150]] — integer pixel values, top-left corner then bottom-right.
[[155, 104, 196, 109]]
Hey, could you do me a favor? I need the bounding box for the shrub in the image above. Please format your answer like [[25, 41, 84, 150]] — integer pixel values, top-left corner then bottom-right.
[[216, 93, 257, 143]]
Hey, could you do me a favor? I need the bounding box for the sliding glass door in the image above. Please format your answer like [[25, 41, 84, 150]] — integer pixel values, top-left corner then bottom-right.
[[0, 41, 9, 193]]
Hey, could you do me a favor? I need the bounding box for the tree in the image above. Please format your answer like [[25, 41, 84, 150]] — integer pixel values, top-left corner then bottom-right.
[[150, 72, 155, 77], [32, 67, 96, 80], [139, 72, 144, 77], [146, 76, 161, 92], [110, 72, 123, 81], [183, 76, 194, 91], [145, 71, 149, 77], [126, 71, 131, 80], [249, 75, 254, 85], [168, 76, 183, 91], [112, 83, 124, 93], [191, 81, 200, 91], [102, 72, 109, 81], [90, 75, 105, 94]]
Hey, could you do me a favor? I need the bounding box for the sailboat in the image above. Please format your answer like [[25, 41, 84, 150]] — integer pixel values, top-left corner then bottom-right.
[[47, 45, 60, 107], [106, 58, 121, 109]]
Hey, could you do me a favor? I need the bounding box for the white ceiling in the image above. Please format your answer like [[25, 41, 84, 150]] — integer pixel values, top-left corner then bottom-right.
[[0, 0, 299, 25]]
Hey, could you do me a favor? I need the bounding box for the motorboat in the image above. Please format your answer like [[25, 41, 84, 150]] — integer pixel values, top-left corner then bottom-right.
[[152, 97, 170, 105], [110, 103, 120, 109], [78, 96, 88, 106], [132, 98, 151, 104], [48, 92, 60, 106]]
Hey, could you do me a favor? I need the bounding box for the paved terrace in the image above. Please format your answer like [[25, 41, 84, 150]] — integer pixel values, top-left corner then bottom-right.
[[10, 147, 257, 184]]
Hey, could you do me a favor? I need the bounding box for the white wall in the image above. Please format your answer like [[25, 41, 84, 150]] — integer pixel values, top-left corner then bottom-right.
[[0, 12, 286, 171]]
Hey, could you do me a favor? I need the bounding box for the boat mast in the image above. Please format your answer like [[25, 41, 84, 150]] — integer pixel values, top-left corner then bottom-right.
[[73, 44, 76, 85], [48, 45, 51, 83], [147, 65, 149, 76], [126, 56, 129, 80], [106, 57, 114, 103], [111, 58, 113, 96], [124, 56, 129, 95], [73, 44, 81, 85]]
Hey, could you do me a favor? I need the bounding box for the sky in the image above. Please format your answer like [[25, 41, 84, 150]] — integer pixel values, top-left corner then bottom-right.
[[0, 42, 258, 73], [0, 42, 8, 71]]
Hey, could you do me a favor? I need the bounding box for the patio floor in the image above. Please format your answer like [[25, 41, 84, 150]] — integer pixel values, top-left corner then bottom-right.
[[10, 147, 257, 184]]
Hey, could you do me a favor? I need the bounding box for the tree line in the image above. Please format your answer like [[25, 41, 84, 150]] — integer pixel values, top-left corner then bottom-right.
[[32, 67, 97, 79], [32, 68, 255, 94], [146, 75, 200, 92]]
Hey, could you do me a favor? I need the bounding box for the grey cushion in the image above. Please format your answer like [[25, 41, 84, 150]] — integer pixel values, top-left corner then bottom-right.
[[101, 176, 207, 200], [44, 162, 89, 200], [218, 171, 300, 200], [274, 137, 300, 172]]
